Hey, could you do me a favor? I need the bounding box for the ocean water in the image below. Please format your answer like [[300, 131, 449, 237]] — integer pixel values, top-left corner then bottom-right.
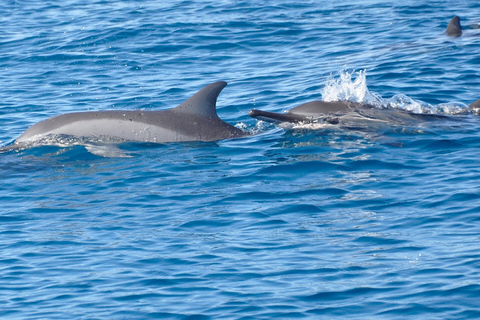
[[2, 0, 480, 319]]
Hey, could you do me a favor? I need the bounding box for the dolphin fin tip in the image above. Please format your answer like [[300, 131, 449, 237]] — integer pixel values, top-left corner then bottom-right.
[[174, 81, 228, 118]]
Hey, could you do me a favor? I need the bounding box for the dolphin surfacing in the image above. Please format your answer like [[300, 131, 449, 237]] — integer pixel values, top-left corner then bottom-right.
[[249, 98, 478, 129], [446, 16, 462, 37], [2, 81, 248, 153], [249, 101, 361, 125]]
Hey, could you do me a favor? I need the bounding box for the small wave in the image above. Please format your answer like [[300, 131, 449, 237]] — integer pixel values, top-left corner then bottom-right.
[[280, 121, 334, 131], [25, 134, 129, 147], [320, 70, 470, 115]]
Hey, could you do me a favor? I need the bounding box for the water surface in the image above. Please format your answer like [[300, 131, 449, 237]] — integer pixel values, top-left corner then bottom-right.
[[1, 1, 480, 319]]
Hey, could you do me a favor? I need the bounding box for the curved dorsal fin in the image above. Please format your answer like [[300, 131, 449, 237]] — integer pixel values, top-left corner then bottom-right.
[[446, 16, 462, 37], [173, 81, 227, 119]]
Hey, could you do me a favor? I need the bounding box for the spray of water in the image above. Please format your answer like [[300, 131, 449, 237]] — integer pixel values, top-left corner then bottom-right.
[[320, 70, 469, 115], [321, 70, 384, 108]]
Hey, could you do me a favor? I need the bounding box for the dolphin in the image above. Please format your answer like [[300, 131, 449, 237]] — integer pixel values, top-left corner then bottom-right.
[[446, 16, 462, 37], [445, 16, 480, 37], [249, 99, 478, 128], [1, 81, 247, 154]]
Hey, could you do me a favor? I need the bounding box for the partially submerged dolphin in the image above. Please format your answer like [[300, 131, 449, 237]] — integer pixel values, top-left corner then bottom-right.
[[446, 16, 462, 37], [1, 81, 247, 153], [249, 99, 479, 128], [445, 16, 480, 37]]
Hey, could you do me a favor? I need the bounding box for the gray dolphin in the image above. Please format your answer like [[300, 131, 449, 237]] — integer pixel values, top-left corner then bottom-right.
[[1, 81, 247, 153], [445, 16, 480, 37], [249, 99, 478, 128], [446, 16, 462, 37]]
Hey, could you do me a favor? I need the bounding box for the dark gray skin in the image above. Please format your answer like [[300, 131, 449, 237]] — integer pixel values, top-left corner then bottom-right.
[[249, 99, 479, 128], [445, 16, 480, 37], [1, 81, 247, 152], [446, 16, 462, 37], [249, 101, 362, 124]]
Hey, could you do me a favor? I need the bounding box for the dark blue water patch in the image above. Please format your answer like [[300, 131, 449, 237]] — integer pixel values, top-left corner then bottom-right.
[[0, 258, 23, 265], [445, 192, 480, 202], [306, 302, 387, 318], [140, 278, 178, 288], [378, 303, 458, 317], [345, 159, 416, 171], [366, 245, 427, 254], [183, 315, 211, 320], [414, 267, 462, 277], [458, 310, 480, 319], [249, 215, 290, 226], [300, 286, 395, 302], [263, 203, 327, 215], [179, 219, 236, 230], [137, 257, 198, 267], [257, 161, 347, 176], [0, 214, 28, 222], [143, 43, 193, 53], [419, 192, 480, 210], [113, 292, 167, 302], [26, 204, 83, 215], [353, 235, 409, 246], [424, 138, 466, 151], [254, 311, 306, 319]]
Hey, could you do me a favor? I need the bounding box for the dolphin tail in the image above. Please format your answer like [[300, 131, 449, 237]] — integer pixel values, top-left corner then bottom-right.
[[446, 16, 462, 37]]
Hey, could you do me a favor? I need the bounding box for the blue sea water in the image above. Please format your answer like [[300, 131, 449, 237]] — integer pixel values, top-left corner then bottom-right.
[[2, 0, 480, 319]]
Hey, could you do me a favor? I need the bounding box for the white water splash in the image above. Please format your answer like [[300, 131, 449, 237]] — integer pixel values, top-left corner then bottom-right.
[[387, 94, 432, 114], [387, 95, 469, 115], [320, 70, 470, 115], [321, 70, 384, 108]]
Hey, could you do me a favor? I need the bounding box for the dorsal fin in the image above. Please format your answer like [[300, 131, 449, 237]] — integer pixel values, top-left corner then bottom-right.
[[173, 81, 227, 119], [469, 99, 480, 113], [446, 16, 462, 37]]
